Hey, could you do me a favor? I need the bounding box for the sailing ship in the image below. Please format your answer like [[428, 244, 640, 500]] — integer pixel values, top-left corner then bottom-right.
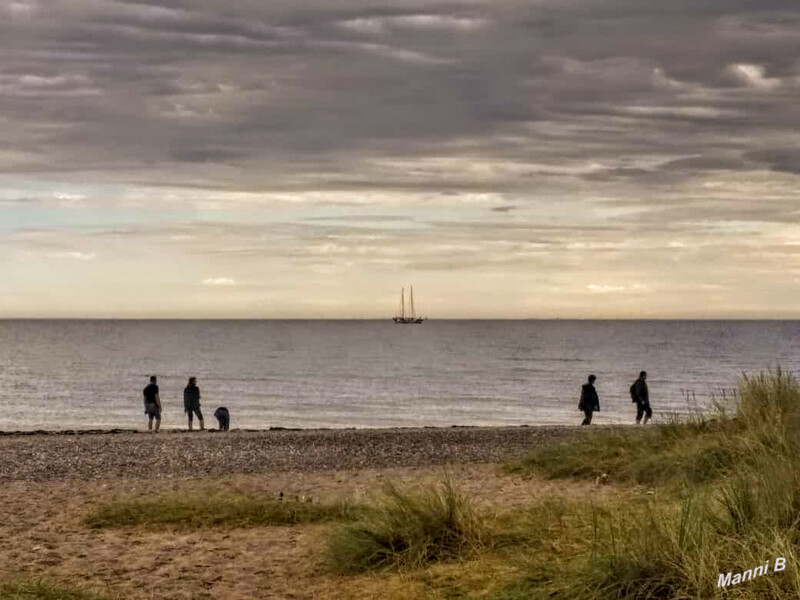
[[392, 286, 426, 324]]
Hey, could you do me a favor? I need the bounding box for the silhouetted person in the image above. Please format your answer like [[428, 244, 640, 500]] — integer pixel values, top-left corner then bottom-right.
[[579, 374, 600, 425], [631, 371, 652, 424], [184, 376, 204, 431], [143, 375, 162, 432], [214, 406, 230, 431]]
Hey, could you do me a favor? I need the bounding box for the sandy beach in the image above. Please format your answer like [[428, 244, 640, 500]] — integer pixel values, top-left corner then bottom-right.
[[0, 426, 601, 599]]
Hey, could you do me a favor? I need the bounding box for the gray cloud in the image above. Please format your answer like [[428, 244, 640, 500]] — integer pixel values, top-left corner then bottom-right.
[[4, 0, 798, 188], [746, 149, 800, 175]]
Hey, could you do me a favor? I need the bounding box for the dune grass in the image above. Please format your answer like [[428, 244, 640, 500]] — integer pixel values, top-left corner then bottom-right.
[[492, 477, 800, 599], [85, 493, 361, 530], [0, 580, 111, 600], [326, 477, 493, 574], [505, 412, 740, 485], [492, 369, 800, 599]]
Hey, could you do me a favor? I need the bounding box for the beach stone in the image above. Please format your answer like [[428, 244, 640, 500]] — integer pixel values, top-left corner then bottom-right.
[[0, 426, 593, 482]]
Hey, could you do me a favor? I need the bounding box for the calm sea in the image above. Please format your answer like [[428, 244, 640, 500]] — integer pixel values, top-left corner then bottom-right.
[[0, 320, 798, 431]]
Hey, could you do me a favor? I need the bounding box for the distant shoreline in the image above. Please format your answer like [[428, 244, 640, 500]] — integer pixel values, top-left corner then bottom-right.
[[2, 317, 799, 321]]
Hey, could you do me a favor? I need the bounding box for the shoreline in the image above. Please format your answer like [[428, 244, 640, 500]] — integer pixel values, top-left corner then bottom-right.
[[0, 423, 593, 436], [0, 425, 593, 482]]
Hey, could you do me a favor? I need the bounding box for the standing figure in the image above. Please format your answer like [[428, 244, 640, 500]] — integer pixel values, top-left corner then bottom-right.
[[184, 376, 204, 431], [214, 406, 230, 431], [143, 375, 162, 432], [578, 374, 600, 425], [630, 371, 652, 424]]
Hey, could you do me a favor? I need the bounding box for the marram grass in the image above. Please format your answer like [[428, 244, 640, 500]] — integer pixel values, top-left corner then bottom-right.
[[492, 370, 800, 599], [85, 493, 361, 529], [0, 580, 111, 600], [506, 414, 740, 485], [325, 477, 491, 573]]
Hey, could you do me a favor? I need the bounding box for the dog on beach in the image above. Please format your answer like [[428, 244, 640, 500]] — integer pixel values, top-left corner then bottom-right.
[[214, 407, 230, 431]]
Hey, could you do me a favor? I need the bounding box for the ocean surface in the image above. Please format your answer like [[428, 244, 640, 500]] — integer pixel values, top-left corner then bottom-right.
[[0, 320, 798, 431]]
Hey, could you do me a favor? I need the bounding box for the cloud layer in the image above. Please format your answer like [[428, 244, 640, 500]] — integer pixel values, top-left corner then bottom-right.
[[2, 0, 800, 316]]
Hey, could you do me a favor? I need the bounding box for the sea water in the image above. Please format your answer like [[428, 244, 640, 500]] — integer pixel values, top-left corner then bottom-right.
[[0, 320, 798, 430]]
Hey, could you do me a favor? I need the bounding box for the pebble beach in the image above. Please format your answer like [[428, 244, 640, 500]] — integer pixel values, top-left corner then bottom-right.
[[0, 426, 586, 482]]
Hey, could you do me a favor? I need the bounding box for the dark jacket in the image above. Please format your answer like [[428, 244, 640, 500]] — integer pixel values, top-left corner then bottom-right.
[[632, 379, 649, 405], [184, 384, 201, 412], [579, 383, 600, 412], [143, 383, 159, 407]]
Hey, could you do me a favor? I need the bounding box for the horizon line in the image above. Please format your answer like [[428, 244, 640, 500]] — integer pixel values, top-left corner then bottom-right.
[[2, 316, 800, 321]]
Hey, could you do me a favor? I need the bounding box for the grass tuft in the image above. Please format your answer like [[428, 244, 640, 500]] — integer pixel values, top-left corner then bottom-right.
[[85, 493, 360, 530], [326, 477, 490, 573], [0, 580, 111, 600]]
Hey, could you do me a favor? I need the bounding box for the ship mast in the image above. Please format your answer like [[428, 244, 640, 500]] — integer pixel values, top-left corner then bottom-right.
[[392, 285, 425, 323]]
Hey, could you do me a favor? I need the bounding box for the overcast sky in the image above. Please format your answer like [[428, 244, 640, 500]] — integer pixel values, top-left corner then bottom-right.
[[3, 0, 800, 317]]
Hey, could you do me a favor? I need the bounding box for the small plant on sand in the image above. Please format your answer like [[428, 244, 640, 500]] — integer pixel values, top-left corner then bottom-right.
[[85, 493, 360, 529], [326, 477, 489, 573]]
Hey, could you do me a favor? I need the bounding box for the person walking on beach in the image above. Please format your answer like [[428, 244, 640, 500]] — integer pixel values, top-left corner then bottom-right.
[[578, 374, 600, 425], [630, 371, 652, 424], [143, 375, 162, 432], [184, 376, 204, 431]]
